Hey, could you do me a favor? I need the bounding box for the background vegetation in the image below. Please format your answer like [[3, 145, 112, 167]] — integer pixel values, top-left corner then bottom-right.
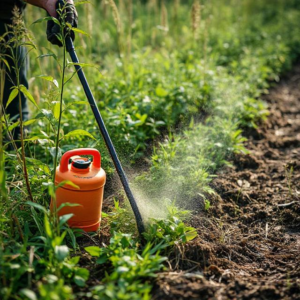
[[1, 0, 300, 299]]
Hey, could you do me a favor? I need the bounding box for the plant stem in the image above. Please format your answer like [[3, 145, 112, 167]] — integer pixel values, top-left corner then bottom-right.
[[1, 107, 23, 164], [0, 66, 8, 213], [18, 90, 34, 202], [52, 38, 67, 235], [52, 47, 66, 183], [13, 43, 34, 203]]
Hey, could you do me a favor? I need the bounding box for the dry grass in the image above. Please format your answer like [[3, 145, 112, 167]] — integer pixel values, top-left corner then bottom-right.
[[161, 0, 168, 31], [191, 0, 201, 40]]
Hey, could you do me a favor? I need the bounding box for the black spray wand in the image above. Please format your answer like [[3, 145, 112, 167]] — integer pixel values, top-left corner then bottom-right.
[[65, 37, 145, 235]]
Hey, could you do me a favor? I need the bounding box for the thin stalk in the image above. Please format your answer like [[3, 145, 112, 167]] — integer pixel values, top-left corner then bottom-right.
[[52, 47, 66, 184], [203, 16, 210, 85], [17, 86, 34, 202], [52, 39, 67, 235], [127, 0, 133, 60], [13, 44, 34, 203], [1, 65, 25, 161], [0, 66, 8, 210], [1, 106, 23, 164], [0, 58, 25, 167], [107, 0, 124, 60]]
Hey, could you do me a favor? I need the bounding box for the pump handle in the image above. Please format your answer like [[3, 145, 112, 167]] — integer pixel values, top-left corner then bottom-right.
[[59, 148, 101, 172]]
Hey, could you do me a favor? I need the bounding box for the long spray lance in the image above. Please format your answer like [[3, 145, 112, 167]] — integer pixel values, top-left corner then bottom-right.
[[65, 37, 145, 235]]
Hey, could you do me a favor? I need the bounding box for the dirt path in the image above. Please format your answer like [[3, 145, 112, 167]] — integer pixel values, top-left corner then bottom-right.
[[153, 65, 300, 299]]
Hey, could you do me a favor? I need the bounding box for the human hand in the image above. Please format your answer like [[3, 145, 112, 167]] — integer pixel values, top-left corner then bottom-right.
[[46, 0, 78, 46]]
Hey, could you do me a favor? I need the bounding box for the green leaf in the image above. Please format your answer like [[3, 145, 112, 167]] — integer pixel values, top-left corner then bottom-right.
[[31, 16, 59, 25], [45, 274, 58, 284], [19, 289, 37, 300], [85, 246, 101, 257], [56, 180, 80, 190], [31, 207, 44, 236], [19, 85, 38, 108], [68, 256, 80, 265], [96, 255, 108, 264], [65, 23, 89, 36], [1, 58, 11, 72], [44, 214, 52, 238], [20, 41, 36, 49], [22, 136, 41, 142], [53, 102, 61, 120], [69, 101, 87, 106], [71, 27, 90, 36], [185, 229, 198, 241], [67, 62, 97, 69], [76, 268, 89, 280], [64, 129, 95, 140], [54, 245, 69, 262], [24, 119, 37, 126], [67, 228, 77, 249], [36, 53, 58, 61], [155, 86, 168, 97], [57, 202, 80, 212], [8, 119, 36, 132], [26, 201, 47, 214], [37, 75, 59, 88], [52, 231, 67, 247], [59, 213, 74, 227], [6, 88, 19, 108], [8, 120, 20, 132], [74, 276, 86, 287]]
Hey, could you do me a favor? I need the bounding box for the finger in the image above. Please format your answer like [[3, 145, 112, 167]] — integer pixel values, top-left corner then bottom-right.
[[65, 4, 76, 25], [73, 8, 78, 28]]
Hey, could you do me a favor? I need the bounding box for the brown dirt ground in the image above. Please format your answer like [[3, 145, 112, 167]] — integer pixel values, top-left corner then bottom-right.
[[152, 66, 300, 299]]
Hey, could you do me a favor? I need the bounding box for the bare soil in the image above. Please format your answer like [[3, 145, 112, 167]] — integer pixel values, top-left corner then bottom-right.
[[152, 65, 300, 299]]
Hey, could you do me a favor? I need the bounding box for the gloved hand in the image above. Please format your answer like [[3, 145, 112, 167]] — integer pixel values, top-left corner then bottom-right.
[[45, 0, 78, 47]]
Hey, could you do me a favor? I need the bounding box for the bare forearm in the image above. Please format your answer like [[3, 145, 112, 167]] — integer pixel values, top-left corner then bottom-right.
[[25, 0, 57, 16], [23, 0, 77, 46], [25, 0, 74, 17]]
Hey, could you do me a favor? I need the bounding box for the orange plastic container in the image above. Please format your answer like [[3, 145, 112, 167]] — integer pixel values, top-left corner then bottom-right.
[[51, 148, 106, 232]]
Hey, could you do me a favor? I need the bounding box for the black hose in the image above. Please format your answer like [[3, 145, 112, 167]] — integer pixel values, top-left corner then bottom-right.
[[65, 37, 145, 235]]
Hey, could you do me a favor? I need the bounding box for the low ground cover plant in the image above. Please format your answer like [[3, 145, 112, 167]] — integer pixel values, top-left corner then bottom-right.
[[1, 0, 300, 299]]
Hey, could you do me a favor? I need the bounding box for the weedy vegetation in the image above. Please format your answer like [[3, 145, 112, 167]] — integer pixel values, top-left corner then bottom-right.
[[1, 0, 300, 299]]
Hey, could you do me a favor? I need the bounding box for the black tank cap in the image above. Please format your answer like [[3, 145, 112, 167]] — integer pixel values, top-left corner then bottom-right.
[[72, 158, 91, 169]]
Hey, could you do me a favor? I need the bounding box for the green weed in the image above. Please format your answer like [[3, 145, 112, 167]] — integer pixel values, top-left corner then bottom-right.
[[85, 210, 197, 300]]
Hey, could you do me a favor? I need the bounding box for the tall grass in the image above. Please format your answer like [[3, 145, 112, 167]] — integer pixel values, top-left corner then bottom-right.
[[19, 0, 300, 188]]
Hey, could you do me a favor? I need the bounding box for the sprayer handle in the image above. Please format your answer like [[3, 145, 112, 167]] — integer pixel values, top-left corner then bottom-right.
[[65, 36, 74, 53], [59, 148, 101, 172]]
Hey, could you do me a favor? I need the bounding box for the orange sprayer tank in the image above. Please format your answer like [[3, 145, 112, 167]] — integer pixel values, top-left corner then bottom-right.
[[51, 148, 106, 232]]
